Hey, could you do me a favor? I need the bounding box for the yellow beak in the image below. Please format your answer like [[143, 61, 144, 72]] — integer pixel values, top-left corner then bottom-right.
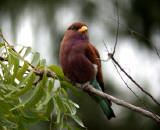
[[78, 26, 88, 33]]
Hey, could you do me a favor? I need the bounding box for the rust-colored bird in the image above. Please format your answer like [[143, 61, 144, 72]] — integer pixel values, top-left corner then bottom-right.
[[59, 22, 115, 119]]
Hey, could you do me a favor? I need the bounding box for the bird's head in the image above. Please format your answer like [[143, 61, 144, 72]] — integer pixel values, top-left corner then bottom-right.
[[65, 22, 89, 41], [67, 22, 88, 33]]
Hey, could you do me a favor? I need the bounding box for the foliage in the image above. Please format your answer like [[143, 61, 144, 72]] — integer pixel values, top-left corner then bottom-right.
[[0, 41, 85, 130]]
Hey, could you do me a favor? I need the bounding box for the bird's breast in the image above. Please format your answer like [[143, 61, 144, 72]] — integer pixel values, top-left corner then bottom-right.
[[60, 43, 96, 83]]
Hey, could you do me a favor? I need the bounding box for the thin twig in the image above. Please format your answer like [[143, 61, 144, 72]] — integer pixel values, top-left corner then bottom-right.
[[112, 61, 160, 120], [154, 47, 160, 59], [107, 17, 160, 59], [49, 115, 53, 130], [0, 56, 6, 61], [104, 22, 160, 106], [113, 0, 119, 55], [130, 30, 160, 59], [103, 5, 160, 107], [109, 54, 160, 106], [112, 61, 141, 99], [0, 32, 35, 69], [0, 32, 56, 81], [1, 29, 159, 124], [76, 83, 160, 123]]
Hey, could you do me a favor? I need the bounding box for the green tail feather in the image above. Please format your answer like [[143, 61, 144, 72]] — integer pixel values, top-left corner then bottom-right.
[[89, 79, 115, 119]]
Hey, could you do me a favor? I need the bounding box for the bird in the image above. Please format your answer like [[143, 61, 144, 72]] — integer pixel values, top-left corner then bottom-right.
[[59, 22, 115, 119]]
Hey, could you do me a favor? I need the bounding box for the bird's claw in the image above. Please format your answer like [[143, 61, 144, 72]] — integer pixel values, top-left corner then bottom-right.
[[81, 82, 90, 90], [75, 82, 90, 90]]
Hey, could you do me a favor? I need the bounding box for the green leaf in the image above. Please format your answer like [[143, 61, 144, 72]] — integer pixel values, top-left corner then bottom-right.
[[0, 61, 10, 73], [2, 84, 20, 92], [0, 42, 5, 48], [18, 46, 25, 55], [9, 50, 20, 81], [31, 52, 40, 66], [21, 110, 47, 122], [47, 65, 65, 79], [23, 47, 31, 58], [0, 100, 12, 115], [61, 89, 78, 115], [41, 69, 47, 84], [69, 124, 84, 130], [0, 37, 84, 129], [0, 61, 12, 82], [56, 108, 61, 124], [64, 101, 77, 116], [14, 72, 35, 97], [17, 71, 34, 87], [63, 123, 83, 130], [64, 98, 79, 116], [61, 88, 68, 99], [60, 81, 73, 89], [20, 111, 41, 124], [38, 59, 46, 66], [0, 114, 17, 129], [24, 82, 44, 109], [68, 100, 79, 109], [60, 114, 64, 130], [71, 115, 85, 128], [24, 70, 47, 109], [42, 91, 52, 106], [56, 114, 64, 130], [17, 119, 27, 130], [10, 79, 42, 110], [16, 61, 29, 81], [55, 95, 66, 112], [60, 81, 80, 96], [46, 98, 54, 117], [9, 49, 21, 61], [61, 87, 79, 115], [37, 89, 52, 111], [48, 79, 54, 93]]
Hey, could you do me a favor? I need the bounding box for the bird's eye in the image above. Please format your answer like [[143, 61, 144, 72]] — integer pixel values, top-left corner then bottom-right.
[[70, 26, 78, 31]]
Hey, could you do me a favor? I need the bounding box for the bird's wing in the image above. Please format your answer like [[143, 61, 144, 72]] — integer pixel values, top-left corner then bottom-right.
[[85, 43, 104, 91]]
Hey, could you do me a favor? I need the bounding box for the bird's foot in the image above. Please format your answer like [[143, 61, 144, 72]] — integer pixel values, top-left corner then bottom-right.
[[81, 82, 90, 90], [65, 78, 76, 85], [75, 82, 90, 90]]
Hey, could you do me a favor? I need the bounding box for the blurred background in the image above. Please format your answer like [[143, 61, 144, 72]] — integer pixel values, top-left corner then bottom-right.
[[0, 0, 160, 129]]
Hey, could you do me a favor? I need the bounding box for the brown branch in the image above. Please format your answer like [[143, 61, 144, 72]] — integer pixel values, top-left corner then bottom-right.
[[107, 17, 160, 59], [104, 7, 160, 107], [0, 56, 6, 61], [1, 29, 159, 124], [0, 31, 35, 69], [112, 61, 141, 100], [75, 83, 160, 124], [33, 69, 56, 78], [104, 37, 160, 106], [108, 53, 160, 106], [113, 0, 119, 55], [0, 32, 56, 82], [0, 58, 56, 88], [154, 47, 160, 59]]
